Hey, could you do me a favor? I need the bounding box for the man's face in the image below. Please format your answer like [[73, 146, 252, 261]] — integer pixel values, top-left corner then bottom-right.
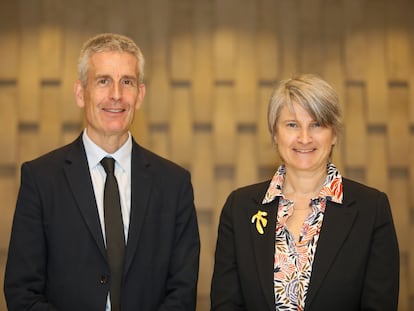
[[74, 51, 145, 145]]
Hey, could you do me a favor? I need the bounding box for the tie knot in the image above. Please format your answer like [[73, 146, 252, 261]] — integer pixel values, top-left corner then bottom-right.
[[101, 157, 115, 175]]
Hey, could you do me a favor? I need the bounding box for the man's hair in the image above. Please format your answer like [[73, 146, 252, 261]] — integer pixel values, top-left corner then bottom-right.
[[77, 33, 145, 87]]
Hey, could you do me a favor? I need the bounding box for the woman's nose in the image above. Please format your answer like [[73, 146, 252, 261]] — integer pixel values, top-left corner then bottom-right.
[[298, 128, 312, 143]]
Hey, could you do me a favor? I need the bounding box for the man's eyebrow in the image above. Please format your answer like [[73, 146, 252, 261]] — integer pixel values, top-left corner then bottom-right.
[[122, 75, 138, 80]]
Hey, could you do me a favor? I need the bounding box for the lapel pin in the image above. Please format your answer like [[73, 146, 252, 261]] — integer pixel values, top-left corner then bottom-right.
[[251, 210, 268, 235]]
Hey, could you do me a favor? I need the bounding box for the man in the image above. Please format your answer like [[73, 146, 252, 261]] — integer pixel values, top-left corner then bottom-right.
[[4, 33, 200, 311]]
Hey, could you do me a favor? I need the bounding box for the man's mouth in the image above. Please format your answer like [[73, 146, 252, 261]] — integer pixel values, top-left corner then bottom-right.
[[103, 107, 125, 113]]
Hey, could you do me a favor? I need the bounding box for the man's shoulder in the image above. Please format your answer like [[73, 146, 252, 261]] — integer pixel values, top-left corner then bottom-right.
[[132, 141, 190, 177], [23, 136, 82, 168]]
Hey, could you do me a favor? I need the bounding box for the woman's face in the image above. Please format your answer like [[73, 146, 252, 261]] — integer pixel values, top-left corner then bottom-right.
[[274, 101, 337, 174]]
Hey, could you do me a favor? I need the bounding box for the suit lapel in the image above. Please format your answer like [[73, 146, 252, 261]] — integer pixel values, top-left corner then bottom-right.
[[249, 194, 279, 311], [305, 199, 358, 309], [64, 137, 107, 260], [123, 142, 153, 274]]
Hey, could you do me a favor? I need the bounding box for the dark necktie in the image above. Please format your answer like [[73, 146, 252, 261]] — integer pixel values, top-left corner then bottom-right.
[[101, 157, 125, 311]]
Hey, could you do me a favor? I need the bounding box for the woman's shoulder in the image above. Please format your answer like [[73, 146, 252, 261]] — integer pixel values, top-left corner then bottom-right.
[[342, 177, 384, 194]]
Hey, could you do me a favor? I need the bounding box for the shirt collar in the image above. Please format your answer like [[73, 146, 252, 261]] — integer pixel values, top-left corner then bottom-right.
[[262, 162, 343, 205], [82, 129, 132, 173]]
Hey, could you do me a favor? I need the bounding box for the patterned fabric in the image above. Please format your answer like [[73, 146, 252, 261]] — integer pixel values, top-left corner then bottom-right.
[[262, 163, 343, 311]]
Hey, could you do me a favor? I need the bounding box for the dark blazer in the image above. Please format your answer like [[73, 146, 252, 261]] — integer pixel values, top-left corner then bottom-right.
[[211, 178, 399, 311], [4, 135, 200, 311]]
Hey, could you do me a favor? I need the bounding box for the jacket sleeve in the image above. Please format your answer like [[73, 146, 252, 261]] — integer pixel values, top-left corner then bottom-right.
[[4, 163, 59, 311], [360, 191, 399, 310]]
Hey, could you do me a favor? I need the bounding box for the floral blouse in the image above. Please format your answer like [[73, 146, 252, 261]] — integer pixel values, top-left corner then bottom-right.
[[262, 163, 343, 311]]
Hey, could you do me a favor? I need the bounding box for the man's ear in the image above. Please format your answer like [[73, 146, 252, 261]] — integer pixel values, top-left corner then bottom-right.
[[74, 80, 85, 108], [135, 83, 146, 110]]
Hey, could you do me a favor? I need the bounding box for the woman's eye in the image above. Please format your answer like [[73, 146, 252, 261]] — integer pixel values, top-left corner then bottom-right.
[[311, 122, 321, 128], [287, 122, 297, 128]]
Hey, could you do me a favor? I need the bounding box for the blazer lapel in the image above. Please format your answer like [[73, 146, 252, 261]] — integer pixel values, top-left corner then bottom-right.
[[249, 194, 279, 311], [123, 142, 153, 275], [64, 137, 107, 260], [305, 199, 358, 308]]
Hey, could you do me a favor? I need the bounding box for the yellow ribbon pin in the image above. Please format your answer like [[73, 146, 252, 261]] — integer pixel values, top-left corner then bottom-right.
[[251, 210, 268, 235]]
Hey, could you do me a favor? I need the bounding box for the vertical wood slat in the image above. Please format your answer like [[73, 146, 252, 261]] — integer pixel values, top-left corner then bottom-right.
[[234, 0, 257, 124], [148, 128, 169, 160], [39, 85, 62, 154], [127, 0, 150, 148], [387, 84, 410, 167], [299, 0, 323, 74], [60, 0, 86, 124], [214, 0, 237, 81], [39, 0, 63, 80], [365, 0, 387, 125], [147, 0, 171, 123], [0, 171, 16, 249], [257, 0, 279, 81], [235, 130, 258, 187], [257, 86, 276, 168], [0, 1, 19, 79], [0, 86, 18, 165], [385, 0, 411, 81], [410, 134, 414, 300], [213, 86, 236, 166], [366, 131, 388, 192], [197, 212, 214, 298], [131, 95, 150, 148], [170, 0, 194, 82], [106, 0, 129, 34], [389, 176, 410, 252], [343, 0, 367, 81], [278, 0, 300, 78], [193, 0, 214, 124], [344, 83, 367, 167], [125, 0, 150, 64], [322, 0, 345, 103], [170, 86, 193, 166], [0, 251, 6, 310], [18, 0, 41, 123], [322, 0, 345, 173], [192, 130, 215, 210]]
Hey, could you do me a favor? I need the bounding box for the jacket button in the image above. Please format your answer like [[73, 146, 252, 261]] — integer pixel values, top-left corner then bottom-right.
[[100, 275, 108, 284]]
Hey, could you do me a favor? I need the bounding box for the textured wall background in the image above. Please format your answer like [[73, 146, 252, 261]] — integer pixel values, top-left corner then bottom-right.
[[1, 0, 413, 310]]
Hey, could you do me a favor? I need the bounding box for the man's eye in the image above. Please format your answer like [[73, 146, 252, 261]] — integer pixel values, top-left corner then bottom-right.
[[98, 79, 108, 85], [122, 79, 135, 87]]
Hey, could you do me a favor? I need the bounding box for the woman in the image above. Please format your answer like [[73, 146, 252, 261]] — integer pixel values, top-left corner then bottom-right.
[[210, 74, 399, 311]]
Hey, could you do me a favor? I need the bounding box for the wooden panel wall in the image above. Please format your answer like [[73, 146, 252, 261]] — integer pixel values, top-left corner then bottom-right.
[[1, 0, 413, 310]]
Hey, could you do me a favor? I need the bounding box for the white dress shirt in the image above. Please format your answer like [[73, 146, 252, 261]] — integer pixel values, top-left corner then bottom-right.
[[82, 129, 132, 310]]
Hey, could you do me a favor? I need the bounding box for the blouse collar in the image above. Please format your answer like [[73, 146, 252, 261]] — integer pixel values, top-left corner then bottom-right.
[[262, 162, 343, 205]]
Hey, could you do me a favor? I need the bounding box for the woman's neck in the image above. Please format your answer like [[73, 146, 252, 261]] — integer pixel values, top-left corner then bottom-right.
[[282, 168, 326, 197]]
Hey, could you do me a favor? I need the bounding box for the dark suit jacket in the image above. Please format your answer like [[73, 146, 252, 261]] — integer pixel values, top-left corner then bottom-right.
[[4, 135, 200, 311], [211, 178, 399, 311]]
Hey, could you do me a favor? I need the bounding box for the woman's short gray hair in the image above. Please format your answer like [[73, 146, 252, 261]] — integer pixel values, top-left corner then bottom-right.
[[267, 73, 343, 143], [77, 33, 145, 87]]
